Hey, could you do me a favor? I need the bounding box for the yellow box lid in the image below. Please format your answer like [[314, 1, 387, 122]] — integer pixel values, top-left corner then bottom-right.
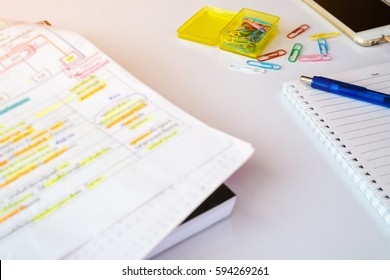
[[177, 6, 237, 46]]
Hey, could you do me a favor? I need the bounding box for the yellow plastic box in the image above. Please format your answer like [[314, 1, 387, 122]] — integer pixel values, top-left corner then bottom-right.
[[177, 7, 279, 58]]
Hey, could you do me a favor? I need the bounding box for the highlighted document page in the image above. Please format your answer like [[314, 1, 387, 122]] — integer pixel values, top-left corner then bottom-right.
[[0, 19, 253, 259]]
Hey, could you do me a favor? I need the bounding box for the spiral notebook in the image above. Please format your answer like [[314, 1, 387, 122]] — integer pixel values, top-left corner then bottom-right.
[[282, 62, 390, 225]]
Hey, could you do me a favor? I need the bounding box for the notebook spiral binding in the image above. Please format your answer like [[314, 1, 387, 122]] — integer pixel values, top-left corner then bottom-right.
[[283, 84, 390, 224]]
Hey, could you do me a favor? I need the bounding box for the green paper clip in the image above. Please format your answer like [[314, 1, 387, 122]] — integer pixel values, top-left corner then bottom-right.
[[288, 43, 302, 62]]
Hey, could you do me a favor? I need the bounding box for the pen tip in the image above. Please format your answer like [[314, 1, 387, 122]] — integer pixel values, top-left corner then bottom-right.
[[300, 75, 312, 84]]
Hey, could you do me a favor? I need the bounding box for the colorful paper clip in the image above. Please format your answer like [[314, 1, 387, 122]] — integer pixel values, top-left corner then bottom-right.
[[310, 32, 339, 40], [246, 60, 281, 70], [250, 29, 266, 43], [222, 16, 273, 54], [288, 43, 303, 62], [229, 64, 265, 74], [243, 17, 272, 27], [317, 38, 328, 54], [298, 54, 331, 62], [243, 18, 267, 32], [287, 24, 310, 39], [257, 49, 287, 62]]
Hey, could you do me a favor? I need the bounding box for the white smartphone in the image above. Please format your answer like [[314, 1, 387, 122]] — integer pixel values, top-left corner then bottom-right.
[[302, 0, 390, 46]]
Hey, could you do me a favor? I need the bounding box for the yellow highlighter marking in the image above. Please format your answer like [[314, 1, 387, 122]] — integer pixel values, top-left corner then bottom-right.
[[79, 84, 106, 101], [32, 192, 79, 222], [147, 130, 178, 151], [0, 193, 33, 216], [86, 176, 105, 190], [0, 163, 39, 189], [106, 103, 146, 129], [35, 95, 75, 118]]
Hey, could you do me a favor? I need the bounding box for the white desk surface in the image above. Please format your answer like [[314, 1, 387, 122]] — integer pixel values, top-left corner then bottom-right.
[[2, 0, 390, 259]]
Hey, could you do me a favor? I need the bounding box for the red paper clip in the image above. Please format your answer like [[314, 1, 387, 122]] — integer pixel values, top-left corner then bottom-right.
[[287, 24, 310, 39], [257, 49, 287, 62]]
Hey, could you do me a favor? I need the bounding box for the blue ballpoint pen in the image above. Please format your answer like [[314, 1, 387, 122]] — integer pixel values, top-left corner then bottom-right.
[[300, 75, 390, 108]]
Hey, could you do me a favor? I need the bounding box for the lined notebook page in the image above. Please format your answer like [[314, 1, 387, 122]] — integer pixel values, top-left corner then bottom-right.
[[283, 62, 390, 224]]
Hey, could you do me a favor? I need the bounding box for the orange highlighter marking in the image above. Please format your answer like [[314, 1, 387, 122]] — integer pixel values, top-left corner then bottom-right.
[[122, 115, 138, 127], [43, 147, 68, 164], [106, 103, 146, 129], [31, 130, 49, 140], [0, 134, 13, 144], [12, 126, 35, 143], [50, 122, 65, 131], [0, 164, 39, 189], [79, 84, 107, 101], [14, 137, 50, 157], [130, 131, 152, 145], [0, 205, 26, 223]]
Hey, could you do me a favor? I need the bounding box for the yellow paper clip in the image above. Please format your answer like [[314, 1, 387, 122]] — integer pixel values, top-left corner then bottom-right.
[[310, 32, 339, 40]]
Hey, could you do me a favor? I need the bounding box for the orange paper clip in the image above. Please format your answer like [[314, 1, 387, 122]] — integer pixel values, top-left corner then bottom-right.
[[287, 24, 309, 39], [257, 49, 286, 62]]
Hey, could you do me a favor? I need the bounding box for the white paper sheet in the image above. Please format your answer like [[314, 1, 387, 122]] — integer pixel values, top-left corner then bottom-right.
[[0, 19, 253, 259]]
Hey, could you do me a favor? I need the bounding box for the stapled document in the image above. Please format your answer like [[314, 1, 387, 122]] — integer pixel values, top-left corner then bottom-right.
[[0, 19, 253, 259]]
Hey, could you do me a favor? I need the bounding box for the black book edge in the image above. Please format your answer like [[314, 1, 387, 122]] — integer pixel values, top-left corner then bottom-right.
[[147, 184, 236, 258]]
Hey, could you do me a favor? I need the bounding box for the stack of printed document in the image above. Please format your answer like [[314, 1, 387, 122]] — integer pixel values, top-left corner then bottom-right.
[[0, 19, 253, 259]]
